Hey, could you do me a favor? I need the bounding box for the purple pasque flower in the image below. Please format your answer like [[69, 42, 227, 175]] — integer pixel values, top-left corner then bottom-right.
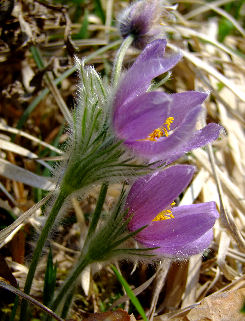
[[118, 0, 164, 49], [125, 165, 219, 258], [112, 39, 222, 165]]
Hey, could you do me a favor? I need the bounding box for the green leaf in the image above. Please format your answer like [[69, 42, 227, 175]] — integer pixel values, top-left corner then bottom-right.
[[43, 248, 57, 307], [9, 293, 19, 321], [61, 287, 76, 319], [86, 183, 108, 240], [241, 301, 245, 314], [111, 265, 148, 321], [218, 18, 234, 43], [109, 225, 148, 249], [72, 9, 89, 39], [15, 87, 48, 131], [94, 0, 105, 24], [30, 46, 45, 69]]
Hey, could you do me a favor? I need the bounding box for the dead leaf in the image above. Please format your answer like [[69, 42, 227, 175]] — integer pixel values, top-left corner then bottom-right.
[[0, 253, 17, 287], [0, 253, 17, 303], [186, 288, 245, 321], [160, 288, 245, 321], [76, 309, 131, 321]]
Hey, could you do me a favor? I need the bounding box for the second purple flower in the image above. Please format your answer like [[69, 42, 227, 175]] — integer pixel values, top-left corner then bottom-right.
[[125, 165, 219, 258]]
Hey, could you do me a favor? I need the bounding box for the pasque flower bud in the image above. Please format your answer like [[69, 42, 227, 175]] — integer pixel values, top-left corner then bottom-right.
[[118, 0, 165, 49]]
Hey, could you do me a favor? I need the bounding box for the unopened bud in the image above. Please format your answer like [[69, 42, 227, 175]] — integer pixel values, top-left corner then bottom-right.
[[118, 0, 166, 49]]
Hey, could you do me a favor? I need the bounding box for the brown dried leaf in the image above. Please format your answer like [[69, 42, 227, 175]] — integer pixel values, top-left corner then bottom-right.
[[76, 309, 131, 321], [162, 288, 245, 321], [185, 288, 245, 321], [0, 253, 17, 287], [159, 261, 189, 312], [10, 228, 26, 264]]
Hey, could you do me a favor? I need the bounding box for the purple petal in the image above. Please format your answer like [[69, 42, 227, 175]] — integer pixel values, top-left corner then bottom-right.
[[139, 229, 214, 258], [114, 40, 182, 111], [127, 165, 195, 230], [183, 123, 223, 148], [114, 92, 171, 140], [165, 123, 223, 164], [125, 106, 203, 161], [134, 202, 218, 257], [169, 91, 208, 128]]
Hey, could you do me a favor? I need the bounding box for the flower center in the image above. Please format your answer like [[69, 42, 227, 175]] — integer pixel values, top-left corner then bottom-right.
[[144, 116, 174, 142], [152, 202, 176, 221]]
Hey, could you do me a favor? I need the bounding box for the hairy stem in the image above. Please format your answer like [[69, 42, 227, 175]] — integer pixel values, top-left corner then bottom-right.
[[50, 254, 91, 313], [112, 35, 134, 86], [20, 189, 68, 321]]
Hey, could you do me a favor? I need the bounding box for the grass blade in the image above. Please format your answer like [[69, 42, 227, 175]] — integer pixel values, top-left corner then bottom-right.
[[43, 248, 57, 307], [111, 265, 148, 321]]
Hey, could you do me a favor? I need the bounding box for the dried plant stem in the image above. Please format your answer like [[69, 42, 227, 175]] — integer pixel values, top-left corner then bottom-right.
[[30, 46, 72, 125], [0, 281, 65, 321], [0, 123, 63, 154], [183, 0, 245, 36], [205, 143, 245, 252], [217, 231, 238, 280], [45, 71, 73, 125], [105, 0, 114, 42], [148, 259, 171, 321], [20, 189, 68, 321], [182, 0, 235, 19], [195, 70, 245, 127], [182, 254, 202, 307], [0, 193, 52, 247], [167, 43, 245, 102]]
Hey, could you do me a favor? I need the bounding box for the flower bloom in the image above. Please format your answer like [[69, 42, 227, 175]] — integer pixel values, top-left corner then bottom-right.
[[112, 39, 222, 164], [125, 165, 219, 258], [118, 0, 165, 49]]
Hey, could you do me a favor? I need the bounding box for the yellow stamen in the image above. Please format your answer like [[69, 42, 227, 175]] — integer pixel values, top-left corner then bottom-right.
[[163, 127, 168, 137], [164, 117, 174, 130], [140, 116, 174, 142], [152, 202, 176, 221]]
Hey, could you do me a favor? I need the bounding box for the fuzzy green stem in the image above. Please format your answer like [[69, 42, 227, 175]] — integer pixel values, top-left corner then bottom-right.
[[85, 183, 108, 241], [61, 287, 76, 319], [50, 254, 91, 313], [112, 35, 134, 86], [45, 185, 108, 318], [20, 189, 68, 321]]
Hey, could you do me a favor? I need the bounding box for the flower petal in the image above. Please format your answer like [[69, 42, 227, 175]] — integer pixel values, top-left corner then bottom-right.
[[135, 202, 219, 257], [165, 123, 223, 164], [127, 165, 195, 229], [125, 106, 203, 161], [139, 229, 214, 258], [114, 39, 182, 110], [169, 91, 208, 128], [114, 91, 171, 140]]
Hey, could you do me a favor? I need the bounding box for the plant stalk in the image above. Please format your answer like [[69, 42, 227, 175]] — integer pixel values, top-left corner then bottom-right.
[[112, 35, 134, 86], [85, 183, 108, 241], [20, 189, 68, 321], [50, 254, 91, 313]]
